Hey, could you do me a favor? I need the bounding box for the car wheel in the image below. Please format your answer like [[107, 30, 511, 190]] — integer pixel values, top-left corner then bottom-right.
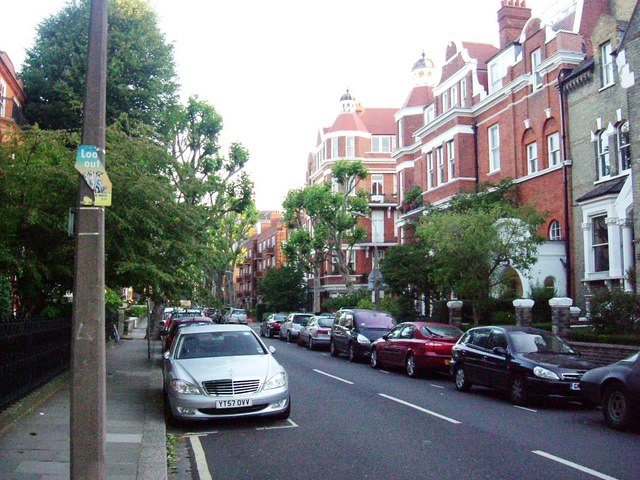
[[279, 330, 284, 340], [260, 327, 265, 337], [509, 376, 528, 406], [308, 337, 315, 351], [348, 344, 358, 363], [287, 331, 292, 343], [370, 349, 380, 369], [454, 365, 472, 392], [602, 384, 637, 430], [330, 340, 339, 357], [406, 354, 418, 378]]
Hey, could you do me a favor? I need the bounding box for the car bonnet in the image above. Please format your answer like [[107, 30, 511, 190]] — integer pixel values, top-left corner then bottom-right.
[[173, 354, 280, 385]]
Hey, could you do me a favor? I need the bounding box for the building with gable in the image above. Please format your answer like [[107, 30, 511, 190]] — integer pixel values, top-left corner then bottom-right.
[[306, 91, 399, 298]]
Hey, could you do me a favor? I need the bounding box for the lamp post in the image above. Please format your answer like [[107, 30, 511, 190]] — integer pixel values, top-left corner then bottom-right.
[[354, 212, 382, 309]]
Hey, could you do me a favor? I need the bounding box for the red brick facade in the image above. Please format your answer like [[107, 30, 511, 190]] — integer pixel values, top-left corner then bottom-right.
[[0, 51, 26, 140]]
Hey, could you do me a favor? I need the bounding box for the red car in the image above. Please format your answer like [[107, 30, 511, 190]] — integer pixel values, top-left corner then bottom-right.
[[162, 316, 213, 352], [370, 322, 463, 377]]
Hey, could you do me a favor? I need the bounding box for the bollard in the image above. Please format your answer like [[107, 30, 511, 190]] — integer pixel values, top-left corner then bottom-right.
[[549, 297, 573, 336], [512, 299, 534, 327], [447, 300, 463, 329]]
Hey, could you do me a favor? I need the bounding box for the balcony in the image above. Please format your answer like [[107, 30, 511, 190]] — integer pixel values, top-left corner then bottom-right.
[[263, 245, 275, 256]]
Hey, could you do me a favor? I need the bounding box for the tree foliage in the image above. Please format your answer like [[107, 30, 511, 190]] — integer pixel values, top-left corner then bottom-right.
[[21, 0, 178, 135], [258, 266, 306, 313]]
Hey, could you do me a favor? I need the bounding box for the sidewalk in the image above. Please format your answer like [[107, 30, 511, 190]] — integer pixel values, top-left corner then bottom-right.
[[0, 318, 167, 480]]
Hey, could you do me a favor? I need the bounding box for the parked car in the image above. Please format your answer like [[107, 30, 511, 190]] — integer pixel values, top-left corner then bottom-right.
[[370, 322, 463, 377], [279, 313, 313, 342], [451, 326, 597, 406], [162, 309, 201, 335], [580, 350, 640, 430], [163, 324, 290, 422], [330, 309, 397, 362], [162, 316, 213, 352], [298, 315, 334, 350], [223, 308, 248, 325], [260, 313, 288, 338]]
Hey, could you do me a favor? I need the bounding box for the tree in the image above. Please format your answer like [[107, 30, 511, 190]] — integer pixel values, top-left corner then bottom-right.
[[258, 266, 306, 313], [21, 0, 178, 135], [417, 195, 544, 323]]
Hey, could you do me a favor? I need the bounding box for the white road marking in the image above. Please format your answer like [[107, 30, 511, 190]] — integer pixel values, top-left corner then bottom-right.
[[313, 369, 354, 385], [532, 451, 619, 480], [514, 405, 537, 413], [430, 384, 445, 389], [322, 353, 329, 356], [256, 419, 299, 431], [379, 370, 390, 374], [378, 393, 461, 424], [189, 435, 213, 480]]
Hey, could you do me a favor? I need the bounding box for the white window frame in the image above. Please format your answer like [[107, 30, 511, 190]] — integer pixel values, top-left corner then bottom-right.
[[597, 131, 611, 179], [0, 79, 6, 118], [547, 132, 560, 167], [531, 48, 542, 89], [427, 152, 434, 189], [601, 42, 614, 87], [591, 215, 609, 273], [617, 122, 631, 171], [371, 135, 394, 153], [549, 220, 562, 240], [450, 84, 458, 107], [346, 136, 355, 157], [447, 140, 455, 181], [331, 137, 339, 159], [460, 78, 467, 106], [436, 146, 444, 184], [372, 210, 384, 243], [489, 63, 501, 93], [527, 142, 538, 174], [442, 91, 449, 112], [424, 105, 435, 125], [371, 174, 384, 196], [489, 125, 500, 173]]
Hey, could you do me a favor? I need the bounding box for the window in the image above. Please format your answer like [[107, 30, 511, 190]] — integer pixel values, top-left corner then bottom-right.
[[447, 140, 455, 180], [0, 79, 6, 117], [332, 138, 339, 159], [436, 146, 444, 184], [601, 42, 614, 87], [347, 250, 356, 273], [531, 49, 542, 89], [392, 174, 397, 197], [450, 84, 458, 107], [597, 131, 611, 179], [442, 91, 449, 112], [489, 63, 501, 93], [460, 78, 467, 106], [427, 152, 434, 189], [398, 119, 404, 148], [346, 136, 355, 157], [424, 106, 435, 125], [592, 215, 609, 272], [371, 135, 395, 153], [527, 142, 538, 174], [331, 177, 340, 193], [371, 174, 383, 196], [489, 125, 500, 172], [372, 210, 384, 243], [549, 220, 562, 240], [547, 132, 560, 167], [617, 122, 631, 171]]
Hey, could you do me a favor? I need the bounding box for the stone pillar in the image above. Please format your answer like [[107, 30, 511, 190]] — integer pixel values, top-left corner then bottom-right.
[[447, 300, 463, 329], [549, 297, 573, 336], [570, 306, 582, 322], [512, 299, 534, 327]]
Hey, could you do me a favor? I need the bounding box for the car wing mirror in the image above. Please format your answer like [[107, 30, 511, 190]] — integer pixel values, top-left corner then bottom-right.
[[163, 351, 170, 360], [492, 346, 507, 356], [382, 334, 389, 340], [269, 346, 276, 354]]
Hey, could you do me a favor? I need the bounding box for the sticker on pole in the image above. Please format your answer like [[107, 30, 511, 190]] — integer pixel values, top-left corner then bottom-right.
[[75, 145, 112, 206]]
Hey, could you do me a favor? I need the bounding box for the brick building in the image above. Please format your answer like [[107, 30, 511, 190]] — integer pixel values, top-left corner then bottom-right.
[[395, 0, 611, 302], [306, 91, 398, 298], [0, 51, 26, 139], [236, 212, 288, 309], [562, 0, 638, 308]]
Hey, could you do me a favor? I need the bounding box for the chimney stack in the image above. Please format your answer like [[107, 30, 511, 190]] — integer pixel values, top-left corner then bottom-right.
[[497, 0, 532, 49]]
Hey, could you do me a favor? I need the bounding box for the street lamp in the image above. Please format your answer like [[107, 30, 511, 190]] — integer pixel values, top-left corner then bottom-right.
[[354, 212, 382, 309]]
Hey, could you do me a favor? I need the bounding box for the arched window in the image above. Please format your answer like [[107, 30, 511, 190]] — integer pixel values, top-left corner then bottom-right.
[[544, 276, 556, 289], [549, 220, 562, 240]]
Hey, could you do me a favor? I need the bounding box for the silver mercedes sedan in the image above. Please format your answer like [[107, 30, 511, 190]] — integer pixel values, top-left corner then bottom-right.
[[163, 324, 290, 422]]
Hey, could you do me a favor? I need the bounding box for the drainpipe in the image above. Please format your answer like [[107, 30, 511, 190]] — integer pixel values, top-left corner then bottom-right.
[[557, 68, 573, 298], [472, 122, 479, 191]]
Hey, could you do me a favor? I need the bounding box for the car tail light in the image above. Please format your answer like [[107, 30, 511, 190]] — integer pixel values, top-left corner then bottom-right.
[[318, 329, 329, 334], [274, 322, 281, 327]]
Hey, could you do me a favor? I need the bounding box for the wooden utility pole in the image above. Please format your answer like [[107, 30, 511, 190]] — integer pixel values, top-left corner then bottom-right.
[[70, 1, 108, 478]]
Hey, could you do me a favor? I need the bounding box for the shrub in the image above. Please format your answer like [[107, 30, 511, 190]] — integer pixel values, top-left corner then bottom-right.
[[127, 305, 147, 318], [589, 290, 640, 335], [492, 311, 515, 325], [322, 290, 369, 311]]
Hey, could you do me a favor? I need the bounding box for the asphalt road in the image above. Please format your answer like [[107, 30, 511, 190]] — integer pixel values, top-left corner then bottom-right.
[[172, 327, 640, 480]]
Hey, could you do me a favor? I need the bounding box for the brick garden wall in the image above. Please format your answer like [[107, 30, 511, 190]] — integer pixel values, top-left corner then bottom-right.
[[569, 341, 638, 366]]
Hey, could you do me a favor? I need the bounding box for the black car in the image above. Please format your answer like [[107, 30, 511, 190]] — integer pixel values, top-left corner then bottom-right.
[[260, 313, 288, 338], [330, 309, 396, 362], [451, 326, 597, 405], [580, 351, 640, 430]]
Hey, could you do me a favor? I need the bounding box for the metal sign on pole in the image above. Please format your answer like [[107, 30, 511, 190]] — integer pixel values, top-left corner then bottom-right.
[[70, 1, 108, 478]]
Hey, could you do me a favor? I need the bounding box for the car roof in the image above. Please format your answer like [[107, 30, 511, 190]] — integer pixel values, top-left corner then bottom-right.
[[175, 324, 253, 335], [172, 316, 211, 324], [402, 322, 460, 328], [468, 325, 552, 335]]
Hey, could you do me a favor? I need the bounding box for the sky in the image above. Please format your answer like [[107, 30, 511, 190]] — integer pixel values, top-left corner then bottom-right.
[[2, 0, 570, 211]]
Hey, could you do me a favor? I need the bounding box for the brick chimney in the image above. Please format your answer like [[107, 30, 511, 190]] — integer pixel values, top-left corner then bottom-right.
[[497, 0, 532, 49]]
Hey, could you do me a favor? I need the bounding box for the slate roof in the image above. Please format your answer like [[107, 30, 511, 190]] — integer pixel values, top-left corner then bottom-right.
[[575, 177, 626, 203]]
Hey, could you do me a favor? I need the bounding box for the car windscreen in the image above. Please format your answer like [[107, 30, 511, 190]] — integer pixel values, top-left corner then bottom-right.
[[421, 325, 462, 338], [508, 331, 575, 355], [232, 309, 245, 315], [356, 312, 396, 329], [293, 315, 312, 325], [317, 318, 334, 328], [176, 331, 266, 359]]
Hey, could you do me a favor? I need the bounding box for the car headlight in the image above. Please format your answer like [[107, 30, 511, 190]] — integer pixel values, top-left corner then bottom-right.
[[356, 334, 371, 345], [171, 379, 202, 395], [533, 366, 559, 380], [264, 372, 287, 390]]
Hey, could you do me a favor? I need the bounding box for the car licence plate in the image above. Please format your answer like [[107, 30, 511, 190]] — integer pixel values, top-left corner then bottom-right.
[[570, 383, 580, 391], [216, 398, 253, 408]]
